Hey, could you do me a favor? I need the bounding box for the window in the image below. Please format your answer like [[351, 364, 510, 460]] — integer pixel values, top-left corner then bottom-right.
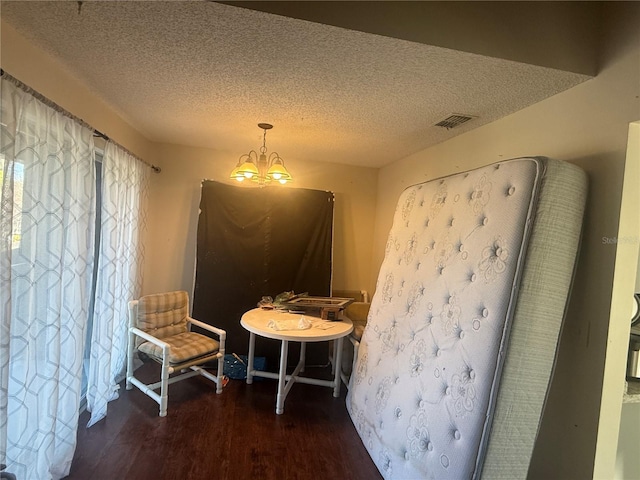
[[0, 156, 25, 250], [81, 151, 103, 404]]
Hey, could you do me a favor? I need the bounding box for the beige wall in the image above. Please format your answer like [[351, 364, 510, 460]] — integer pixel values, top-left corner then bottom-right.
[[371, 3, 640, 479], [610, 122, 640, 480], [143, 142, 378, 298]]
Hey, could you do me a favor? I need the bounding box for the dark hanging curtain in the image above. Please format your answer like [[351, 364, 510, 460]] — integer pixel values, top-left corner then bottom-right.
[[192, 181, 334, 367]]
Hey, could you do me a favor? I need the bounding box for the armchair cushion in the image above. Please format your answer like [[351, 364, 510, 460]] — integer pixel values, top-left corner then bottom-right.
[[345, 302, 370, 341], [136, 291, 189, 345], [139, 331, 221, 365]]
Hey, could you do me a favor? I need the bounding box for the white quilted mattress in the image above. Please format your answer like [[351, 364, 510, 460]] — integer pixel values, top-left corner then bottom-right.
[[347, 157, 587, 479]]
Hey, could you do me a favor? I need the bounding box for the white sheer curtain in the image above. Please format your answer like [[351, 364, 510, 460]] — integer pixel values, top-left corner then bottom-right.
[[1, 74, 151, 477], [0, 77, 96, 479], [86, 141, 149, 427]]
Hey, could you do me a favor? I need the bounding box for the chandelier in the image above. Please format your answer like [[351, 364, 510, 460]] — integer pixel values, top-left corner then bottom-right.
[[230, 123, 292, 186]]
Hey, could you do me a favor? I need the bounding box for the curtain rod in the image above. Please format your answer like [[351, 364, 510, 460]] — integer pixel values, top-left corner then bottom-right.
[[0, 68, 161, 174]]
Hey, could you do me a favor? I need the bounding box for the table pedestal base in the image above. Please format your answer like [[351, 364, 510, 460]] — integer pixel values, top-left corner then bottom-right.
[[246, 332, 345, 414]]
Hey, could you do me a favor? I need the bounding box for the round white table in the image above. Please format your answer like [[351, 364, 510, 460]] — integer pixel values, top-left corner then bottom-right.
[[241, 308, 353, 414]]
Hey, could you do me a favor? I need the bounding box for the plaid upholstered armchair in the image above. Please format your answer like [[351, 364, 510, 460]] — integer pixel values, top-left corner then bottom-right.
[[126, 290, 226, 416]]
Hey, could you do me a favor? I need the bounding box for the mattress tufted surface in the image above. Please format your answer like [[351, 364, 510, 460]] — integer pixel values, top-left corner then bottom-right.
[[347, 158, 545, 479]]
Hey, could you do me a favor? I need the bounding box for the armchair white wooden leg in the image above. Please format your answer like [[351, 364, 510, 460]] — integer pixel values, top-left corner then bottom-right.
[[126, 327, 134, 391], [216, 353, 224, 394], [160, 348, 170, 417]]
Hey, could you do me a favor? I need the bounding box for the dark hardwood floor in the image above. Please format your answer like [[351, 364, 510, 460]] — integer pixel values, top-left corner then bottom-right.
[[67, 362, 381, 480]]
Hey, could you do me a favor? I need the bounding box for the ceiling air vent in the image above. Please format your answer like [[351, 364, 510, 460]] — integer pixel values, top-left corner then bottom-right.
[[434, 114, 477, 130]]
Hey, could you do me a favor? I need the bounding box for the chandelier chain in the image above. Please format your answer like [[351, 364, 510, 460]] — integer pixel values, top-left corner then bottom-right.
[[260, 129, 268, 155]]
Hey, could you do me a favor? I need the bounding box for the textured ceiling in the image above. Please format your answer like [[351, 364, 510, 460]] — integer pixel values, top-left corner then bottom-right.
[[0, 1, 592, 168]]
